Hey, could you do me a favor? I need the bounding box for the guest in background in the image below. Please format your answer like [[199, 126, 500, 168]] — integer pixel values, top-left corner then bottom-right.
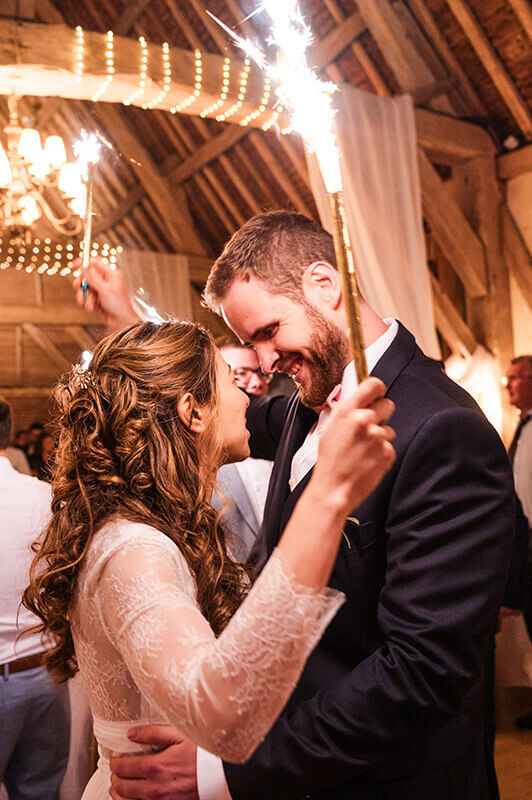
[[0, 399, 70, 799], [215, 342, 274, 562], [504, 355, 532, 729], [12, 429, 30, 454], [26, 422, 44, 458], [29, 430, 54, 482]]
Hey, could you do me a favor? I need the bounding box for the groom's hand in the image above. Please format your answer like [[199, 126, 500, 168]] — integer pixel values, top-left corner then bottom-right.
[[109, 725, 199, 800]]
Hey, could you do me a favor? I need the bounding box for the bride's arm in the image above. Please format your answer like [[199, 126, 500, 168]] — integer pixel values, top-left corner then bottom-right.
[[96, 379, 394, 763]]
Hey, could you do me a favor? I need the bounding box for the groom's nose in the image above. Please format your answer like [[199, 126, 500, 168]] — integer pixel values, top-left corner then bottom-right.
[[255, 343, 279, 375]]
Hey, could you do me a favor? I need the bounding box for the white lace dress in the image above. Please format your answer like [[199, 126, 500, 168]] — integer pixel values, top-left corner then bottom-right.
[[70, 518, 344, 798]]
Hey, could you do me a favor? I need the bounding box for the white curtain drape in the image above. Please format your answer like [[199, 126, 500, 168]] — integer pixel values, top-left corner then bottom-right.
[[308, 83, 440, 359], [117, 249, 193, 320]]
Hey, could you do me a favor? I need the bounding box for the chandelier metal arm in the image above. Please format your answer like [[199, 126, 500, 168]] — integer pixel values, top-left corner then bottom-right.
[[32, 190, 82, 236]]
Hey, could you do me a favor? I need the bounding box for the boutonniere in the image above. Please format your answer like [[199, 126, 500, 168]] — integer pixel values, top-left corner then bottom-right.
[[341, 516, 360, 549]]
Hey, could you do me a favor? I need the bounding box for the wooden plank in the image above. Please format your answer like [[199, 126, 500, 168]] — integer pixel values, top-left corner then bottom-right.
[[430, 274, 477, 356], [418, 151, 487, 298], [93, 103, 206, 255], [115, 0, 151, 35], [187, 254, 213, 284], [168, 126, 249, 185], [22, 323, 71, 371], [502, 206, 532, 311], [249, 132, 314, 216], [15, 326, 23, 385], [0, 305, 101, 325], [64, 326, 96, 351], [0, 386, 54, 397], [354, 0, 438, 94], [309, 12, 365, 70], [406, 0, 486, 116], [415, 108, 495, 162], [507, 0, 532, 43], [0, 18, 272, 125], [498, 144, 532, 181], [445, 0, 532, 139]]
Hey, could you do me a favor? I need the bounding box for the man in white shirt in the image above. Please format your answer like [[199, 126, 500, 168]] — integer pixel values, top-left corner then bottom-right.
[[0, 399, 70, 799], [215, 343, 273, 562]]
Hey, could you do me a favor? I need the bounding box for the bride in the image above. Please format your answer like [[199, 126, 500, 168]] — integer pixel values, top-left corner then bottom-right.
[[23, 320, 394, 798]]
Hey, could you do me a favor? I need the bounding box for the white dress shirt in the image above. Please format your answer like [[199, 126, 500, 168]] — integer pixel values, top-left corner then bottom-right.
[[0, 456, 52, 663], [196, 319, 399, 800], [513, 411, 532, 529]]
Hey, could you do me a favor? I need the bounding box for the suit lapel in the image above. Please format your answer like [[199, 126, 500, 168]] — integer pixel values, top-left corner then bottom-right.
[[259, 323, 420, 563]]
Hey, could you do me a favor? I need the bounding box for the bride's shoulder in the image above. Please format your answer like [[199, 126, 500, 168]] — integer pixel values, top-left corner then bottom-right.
[[83, 517, 187, 583]]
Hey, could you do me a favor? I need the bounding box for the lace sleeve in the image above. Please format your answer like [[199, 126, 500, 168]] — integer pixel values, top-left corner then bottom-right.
[[95, 537, 344, 762]]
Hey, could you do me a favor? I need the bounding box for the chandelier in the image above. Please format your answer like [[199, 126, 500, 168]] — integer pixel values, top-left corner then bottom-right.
[[0, 96, 87, 242]]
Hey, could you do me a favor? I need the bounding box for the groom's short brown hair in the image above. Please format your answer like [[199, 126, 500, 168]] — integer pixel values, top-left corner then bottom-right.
[[203, 210, 336, 314]]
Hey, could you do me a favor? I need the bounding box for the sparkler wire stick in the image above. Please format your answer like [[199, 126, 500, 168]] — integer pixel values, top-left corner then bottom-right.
[[80, 163, 94, 302], [327, 191, 367, 381]]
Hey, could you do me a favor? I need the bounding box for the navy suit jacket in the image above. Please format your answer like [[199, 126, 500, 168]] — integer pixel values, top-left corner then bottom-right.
[[224, 324, 515, 800]]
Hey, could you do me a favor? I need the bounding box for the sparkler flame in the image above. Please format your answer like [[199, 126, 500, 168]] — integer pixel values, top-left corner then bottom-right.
[[207, 2, 342, 193], [74, 130, 102, 181], [263, 0, 342, 193]]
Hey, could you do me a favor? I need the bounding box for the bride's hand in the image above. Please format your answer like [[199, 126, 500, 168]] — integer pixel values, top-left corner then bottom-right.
[[312, 377, 395, 513]]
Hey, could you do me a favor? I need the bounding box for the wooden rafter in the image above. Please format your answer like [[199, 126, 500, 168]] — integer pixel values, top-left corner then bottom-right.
[[508, 0, 532, 43], [406, 0, 486, 117], [115, 0, 151, 35], [418, 151, 487, 298], [498, 144, 532, 181], [445, 0, 532, 140], [64, 326, 96, 351], [430, 274, 477, 356], [0, 306, 101, 325]]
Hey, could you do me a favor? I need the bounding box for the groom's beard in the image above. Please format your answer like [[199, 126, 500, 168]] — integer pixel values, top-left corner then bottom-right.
[[297, 304, 350, 408]]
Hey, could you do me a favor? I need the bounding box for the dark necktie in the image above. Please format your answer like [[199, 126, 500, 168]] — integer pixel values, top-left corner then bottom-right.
[[508, 414, 530, 465]]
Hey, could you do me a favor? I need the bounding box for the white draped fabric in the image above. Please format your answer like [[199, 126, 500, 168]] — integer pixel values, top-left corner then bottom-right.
[[308, 83, 440, 359], [117, 249, 193, 320]]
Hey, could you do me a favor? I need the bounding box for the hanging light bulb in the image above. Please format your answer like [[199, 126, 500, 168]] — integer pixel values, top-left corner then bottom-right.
[[18, 129, 42, 163], [44, 136, 67, 170], [70, 185, 87, 217], [20, 195, 41, 225], [58, 162, 83, 198], [0, 145, 12, 187]]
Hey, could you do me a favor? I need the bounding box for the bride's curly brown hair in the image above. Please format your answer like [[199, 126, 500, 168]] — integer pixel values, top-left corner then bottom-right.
[[22, 320, 252, 683]]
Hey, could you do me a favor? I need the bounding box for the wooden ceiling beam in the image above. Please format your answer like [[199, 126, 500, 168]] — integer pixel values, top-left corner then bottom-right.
[[0, 386, 54, 397], [115, 0, 151, 35], [415, 108, 495, 162], [445, 0, 532, 139], [93, 103, 206, 254], [248, 131, 314, 216], [497, 144, 532, 181], [310, 12, 366, 70], [430, 274, 477, 356], [406, 0, 486, 117], [0, 305, 101, 325], [418, 151, 487, 298], [64, 325, 96, 351], [354, 0, 441, 96], [22, 322, 71, 371], [507, 0, 532, 42]]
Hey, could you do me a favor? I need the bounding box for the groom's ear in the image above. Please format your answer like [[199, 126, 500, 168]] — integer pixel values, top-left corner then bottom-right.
[[302, 261, 343, 310], [177, 392, 208, 433]]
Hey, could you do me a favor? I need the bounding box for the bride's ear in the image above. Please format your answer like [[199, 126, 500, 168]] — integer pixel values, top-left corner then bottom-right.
[[177, 392, 208, 433]]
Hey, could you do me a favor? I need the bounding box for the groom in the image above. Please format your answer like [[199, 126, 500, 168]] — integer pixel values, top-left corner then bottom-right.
[[82, 211, 515, 800]]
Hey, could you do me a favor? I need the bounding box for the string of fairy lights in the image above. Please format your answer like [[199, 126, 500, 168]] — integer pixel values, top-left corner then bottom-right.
[[0, 237, 121, 277], [0, 27, 291, 275], [71, 26, 283, 131]]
